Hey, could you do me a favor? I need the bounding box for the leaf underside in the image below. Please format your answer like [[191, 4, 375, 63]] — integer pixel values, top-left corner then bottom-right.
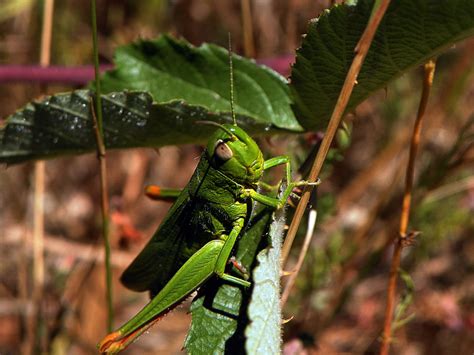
[[0, 90, 273, 164], [245, 206, 285, 354]]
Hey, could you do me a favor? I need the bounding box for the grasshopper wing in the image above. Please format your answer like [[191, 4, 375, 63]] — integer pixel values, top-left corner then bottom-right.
[[120, 189, 205, 295], [120, 156, 243, 297]]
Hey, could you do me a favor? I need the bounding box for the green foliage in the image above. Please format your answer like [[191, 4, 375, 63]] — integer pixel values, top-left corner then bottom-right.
[[291, 0, 474, 130], [393, 269, 415, 331], [2, 1, 474, 163], [100, 35, 301, 131], [1, 0, 474, 352], [412, 195, 472, 258], [0, 90, 272, 164]]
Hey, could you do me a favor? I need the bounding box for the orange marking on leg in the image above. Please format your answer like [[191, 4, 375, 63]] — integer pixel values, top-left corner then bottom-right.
[[229, 256, 249, 278], [98, 330, 123, 353], [145, 185, 161, 197], [97, 297, 189, 353]]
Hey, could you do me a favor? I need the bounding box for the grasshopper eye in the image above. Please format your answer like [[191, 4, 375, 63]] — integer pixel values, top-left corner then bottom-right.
[[214, 140, 233, 161]]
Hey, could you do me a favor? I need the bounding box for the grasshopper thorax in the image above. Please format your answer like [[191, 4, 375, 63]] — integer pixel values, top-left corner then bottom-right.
[[206, 124, 264, 187]]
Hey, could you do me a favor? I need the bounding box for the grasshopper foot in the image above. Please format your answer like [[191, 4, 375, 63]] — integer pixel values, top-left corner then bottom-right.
[[228, 256, 249, 280], [294, 178, 321, 188], [98, 331, 125, 354]]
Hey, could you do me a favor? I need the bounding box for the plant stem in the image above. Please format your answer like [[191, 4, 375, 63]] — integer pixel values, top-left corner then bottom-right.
[[240, 0, 255, 58], [91, 0, 113, 332], [281, 210, 317, 307], [0, 57, 292, 84], [380, 60, 436, 355], [27, 0, 54, 353], [34, 0, 55, 287], [281, 0, 392, 265], [92, 0, 103, 137]]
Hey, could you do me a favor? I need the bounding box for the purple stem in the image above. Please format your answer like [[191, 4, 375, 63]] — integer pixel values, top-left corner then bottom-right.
[[0, 56, 293, 85], [0, 65, 113, 85]]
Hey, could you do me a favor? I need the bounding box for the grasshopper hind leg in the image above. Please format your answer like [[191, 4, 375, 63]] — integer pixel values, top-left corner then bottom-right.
[[99, 238, 227, 354], [98, 218, 250, 353]]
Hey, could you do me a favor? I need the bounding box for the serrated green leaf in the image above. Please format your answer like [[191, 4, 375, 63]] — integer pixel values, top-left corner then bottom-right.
[[0, 90, 274, 164], [3, 1, 474, 164], [245, 207, 285, 354], [291, 0, 474, 130], [184, 284, 243, 355], [100, 35, 302, 132], [184, 206, 273, 354]]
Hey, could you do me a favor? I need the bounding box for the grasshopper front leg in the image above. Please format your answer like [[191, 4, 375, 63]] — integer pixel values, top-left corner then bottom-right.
[[98, 218, 247, 354], [144, 185, 182, 202], [243, 155, 319, 210]]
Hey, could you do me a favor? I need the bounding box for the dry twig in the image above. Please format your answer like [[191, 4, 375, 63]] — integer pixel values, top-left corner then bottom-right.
[[240, 0, 255, 58], [26, 0, 54, 353], [281, 210, 317, 306], [281, 0, 392, 306], [380, 60, 437, 355]]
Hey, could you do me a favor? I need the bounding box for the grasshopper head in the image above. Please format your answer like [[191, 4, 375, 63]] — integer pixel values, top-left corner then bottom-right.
[[206, 124, 264, 186]]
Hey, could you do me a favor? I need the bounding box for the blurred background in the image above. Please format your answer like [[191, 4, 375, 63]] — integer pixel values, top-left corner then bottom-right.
[[0, 0, 473, 354]]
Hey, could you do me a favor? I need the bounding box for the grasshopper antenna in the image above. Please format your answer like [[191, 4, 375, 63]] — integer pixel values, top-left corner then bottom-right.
[[196, 120, 235, 137], [228, 33, 237, 126]]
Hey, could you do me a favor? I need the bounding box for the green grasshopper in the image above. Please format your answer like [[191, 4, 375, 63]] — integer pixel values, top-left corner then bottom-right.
[[98, 45, 315, 354]]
